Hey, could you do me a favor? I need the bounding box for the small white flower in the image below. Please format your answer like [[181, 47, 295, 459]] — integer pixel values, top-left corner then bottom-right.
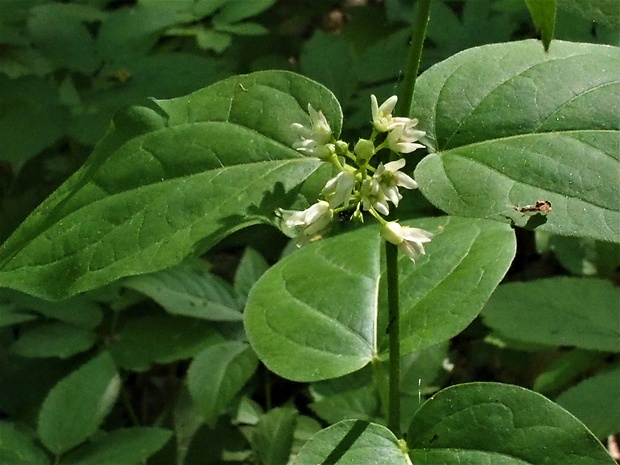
[[360, 178, 390, 216], [386, 119, 425, 154], [279, 201, 333, 242], [381, 221, 433, 262], [321, 171, 356, 208], [371, 95, 399, 132], [374, 159, 418, 207], [293, 138, 335, 159], [292, 104, 334, 159]]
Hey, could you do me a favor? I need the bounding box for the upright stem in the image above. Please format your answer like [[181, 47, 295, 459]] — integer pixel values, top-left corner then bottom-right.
[[397, 0, 432, 116], [386, 0, 432, 438], [386, 241, 401, 435]]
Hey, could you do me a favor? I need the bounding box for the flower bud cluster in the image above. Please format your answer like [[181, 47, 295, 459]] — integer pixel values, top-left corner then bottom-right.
[[278, 96, 433, 262]]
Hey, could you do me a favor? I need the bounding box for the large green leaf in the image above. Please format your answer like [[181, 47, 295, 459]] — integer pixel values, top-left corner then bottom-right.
[[292, 420, 410, 465], [38, 352, 120, 455], [245, 216, 515, 382], [413, 40, 620, 243], [481, 277, 620, 352], [0, 71, 340, 300], [395, 217, 516, 355], [408, 382, 614, 464]]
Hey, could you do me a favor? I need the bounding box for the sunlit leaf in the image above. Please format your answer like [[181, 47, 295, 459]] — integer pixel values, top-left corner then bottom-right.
[[413, 40, 620, 243], [245, 217, 515, 382], [292, 420, 410, 465], [409, 382, 614, 464], [0, 71, 340, 300]]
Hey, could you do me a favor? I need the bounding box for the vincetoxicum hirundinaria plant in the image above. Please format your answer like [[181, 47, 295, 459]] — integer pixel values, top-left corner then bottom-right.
[[0, 1, 618, 464]]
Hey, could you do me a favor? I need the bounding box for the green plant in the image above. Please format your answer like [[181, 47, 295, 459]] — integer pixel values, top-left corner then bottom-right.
[[0, 1, 618, 464]]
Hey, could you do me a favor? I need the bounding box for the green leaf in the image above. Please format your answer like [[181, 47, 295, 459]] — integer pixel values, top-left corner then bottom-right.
[[214, 0, 277, 24], [187, 341, 258, 428], [0, 304, 37, 328], [0, 421, 49, 465], [292, 420, 410, 465], [60, 427, 172, 465], [38, 352, 120, 455], [11, 322, 96, 359], [395, 217, 516, 355], [400, 342, 450, 396], [69, 53, 231, 145], [300, 31, 357, 108], [214, 21, 268, 36], [309, 368, 378, 425], [251, 407, 298, 465], [525, 0, 557, 51], [245, 225, 381, 382], [234, 248, 269, 307], [557, 0, 620, 29], [533, 350, 603, 395], [27, 3, 99, 73], [0, 75, 65, 166], [408, 382, 614, 464], [108, 314, 223, 371], [413, 40, 620, 243], [172, 387, 205, 465], [4, 291, 103, 329], [536, 232, 620, 278], [556, 366, 620, 439], [0, 70, 340, 300], [245, 217, 515, 382], [481, 277, 620, 352], [123, 259, 242, 321]]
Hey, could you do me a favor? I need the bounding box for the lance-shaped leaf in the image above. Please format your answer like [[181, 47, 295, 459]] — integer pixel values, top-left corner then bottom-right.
[[524, 0, 556, 51], [245, 217, 515, 382], [413, 40, 620, 243], [0, 71, 340, 300], [408, 382, 615, 464]]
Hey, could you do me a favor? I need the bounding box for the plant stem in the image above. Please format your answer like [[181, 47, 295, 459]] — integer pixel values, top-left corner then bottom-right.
[[386, 240, 401, 435], [397, 0, 432, 116], [386, 0, 432, 438]]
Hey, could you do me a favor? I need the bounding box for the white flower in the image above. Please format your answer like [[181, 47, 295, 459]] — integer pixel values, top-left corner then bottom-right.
[[360, 178, 390, 216], [292, 138, 335, 159], [321, 171, 356, 208], [374, 159, 418, 207], [381, 221, 433, 262], [292, 104, 334, 159], [279, 201, 333, 242], [386, 118, 425, 154], [371, 95, 403, 132]]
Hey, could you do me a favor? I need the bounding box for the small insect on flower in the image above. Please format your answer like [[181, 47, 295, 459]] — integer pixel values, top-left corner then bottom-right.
[[514, 200, 552, 215]]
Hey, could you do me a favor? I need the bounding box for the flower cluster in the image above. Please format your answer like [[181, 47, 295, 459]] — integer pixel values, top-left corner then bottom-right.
[[278, 95, 433, 262]]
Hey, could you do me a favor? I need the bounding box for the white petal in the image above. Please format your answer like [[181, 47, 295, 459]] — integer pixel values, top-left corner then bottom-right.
[[394, 172, 418, 190], [384, 159, 406, 172], [401, 227, 433, 243]]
